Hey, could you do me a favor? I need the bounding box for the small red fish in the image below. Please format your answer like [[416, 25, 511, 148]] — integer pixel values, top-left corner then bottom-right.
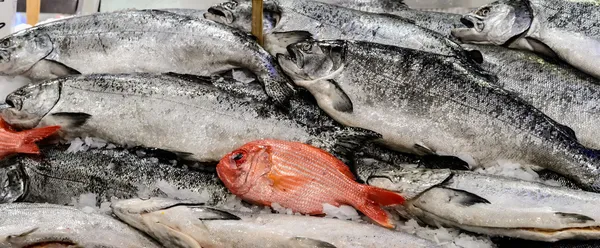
[[0, 117, 61, 159], [217, 139, 405, 228]]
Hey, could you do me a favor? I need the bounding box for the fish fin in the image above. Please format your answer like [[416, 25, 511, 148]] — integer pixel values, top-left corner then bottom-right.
[[163, 72, 214, 84], [440, 187, 491, 206], [43, 59, 81, 76], [364, 185, 405, 206], [7, 227, 39, 240], [379, 13, 415, 24], [20, 125, 61, 143], [50, 112, 91, 128], [420, 155, 471, 170], [314, 126, 381, 167], [413, 143, 435, 155], [557, 123, 578, 141], [554, 212, 595, 223], [267, 171, 309, 193], [264, 31, 314, 56], [288, 237, 337, 248], [466, 49, 484, 64], [130, 146, 195, 161], [14, 143, 40, 155], [196, 207, 242, 221], [325, 79, 353, 113]]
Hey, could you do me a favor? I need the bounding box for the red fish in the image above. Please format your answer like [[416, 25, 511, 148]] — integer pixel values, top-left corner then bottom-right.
[[0, 117, 61, 159], [217, 139, 405, 228]]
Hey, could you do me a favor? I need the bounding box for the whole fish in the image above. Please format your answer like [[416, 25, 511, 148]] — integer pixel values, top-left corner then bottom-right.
[[0, 145, 230, 206], [462, 44, 600, 149], [366, 166, 600, 241], [0, 203, 161, 248], [277, 39, 600, 192], [112, 197, 440, 248], [204, 0, 484, 64], [0, 9, 293, 103], [0, 117, 60, 159], [0, 73, 378, 163], [216, 139, 405, 228], [451, 0, 600, 79]]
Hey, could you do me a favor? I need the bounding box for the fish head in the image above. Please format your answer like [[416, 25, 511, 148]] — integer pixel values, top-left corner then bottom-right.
[[0, 157, 28, 204], [205, 0, 281, 33], [0, 30, 53, 76], [451, 0, 533, 46], [277, 40, 346, 82], [1, 80, 61, 129], [217, 142, 274, 195]]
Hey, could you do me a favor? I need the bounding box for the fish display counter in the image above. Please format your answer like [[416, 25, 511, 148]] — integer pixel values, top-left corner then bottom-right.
[[0, 0, 598, 248]]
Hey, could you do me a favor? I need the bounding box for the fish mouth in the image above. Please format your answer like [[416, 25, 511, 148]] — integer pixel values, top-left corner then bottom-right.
[[204, 6, 234, 24], [451, 15, 491, 44], [285, 45, 304, 69], [460, 17, 475, 29]]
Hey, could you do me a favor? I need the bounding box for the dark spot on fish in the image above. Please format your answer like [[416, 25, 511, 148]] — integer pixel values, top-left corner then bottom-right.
[[233, 153, 244, 161]]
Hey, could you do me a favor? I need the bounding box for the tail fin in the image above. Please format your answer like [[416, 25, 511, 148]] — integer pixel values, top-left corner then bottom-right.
[[14, 143, 40, 155], [356, 185, 405, 228], [21, 125, 61, 143]]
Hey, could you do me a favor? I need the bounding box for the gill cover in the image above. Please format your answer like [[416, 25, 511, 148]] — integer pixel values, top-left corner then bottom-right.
[[496, 0, 534, 46]]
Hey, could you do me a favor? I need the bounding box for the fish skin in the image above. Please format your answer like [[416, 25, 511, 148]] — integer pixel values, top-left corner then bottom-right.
[[278, 39, 600, 192], [316, 0, 409, 13], [0, 73, 378, 163], [216, 139, 405, 228], [369, 168, 600, 241], [0, 203, 161, 248], [112, 197, 440, 248], [0, 9, 294, 104], [0, 145, 230, 206], [462, 44, 600, 149], [204, 0, 482, 65], [0, 117, 60, 159], [452, 0, 600, 79]]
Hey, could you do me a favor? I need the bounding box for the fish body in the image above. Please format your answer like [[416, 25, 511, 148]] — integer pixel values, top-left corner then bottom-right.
[[1, 73, 377, 163], [277, 39, 600, 191], [0, 203, 161, 248], [0, 9, 293, 103], [0, 117, 60, 159], [462, 44, 600, 149], [204, 0, 482, 64], [112, 197, 440, 248], [452, 0, 600, 79], [317, 0, 409, 13], [0, 145, 229, 206], [368, 168, 600, 241], [217, 139, 405, 228]]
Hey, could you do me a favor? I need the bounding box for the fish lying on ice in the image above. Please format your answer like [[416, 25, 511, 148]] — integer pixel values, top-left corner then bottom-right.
[[204, 0, 484, 64], [364, 162, 600, 241], [277, 39, 600, 192], [111, 197, 441, 248], [451, 0, 600, 80], [0, 117, 60, 159], [0, 73, 378, 163], [0, 203, 161, 248], [217, 139, 405, 228], [462, 44, 600, 149], [0, 145, 230, 206], [0, 9, 293, 103]]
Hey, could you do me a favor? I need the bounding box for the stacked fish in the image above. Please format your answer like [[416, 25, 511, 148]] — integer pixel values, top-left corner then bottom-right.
[[0, 0, 598, 247]]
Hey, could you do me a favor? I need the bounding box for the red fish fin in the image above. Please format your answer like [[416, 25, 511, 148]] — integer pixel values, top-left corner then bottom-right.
[[14, 143, 41, 155], [267, 171, 309, 193], [21, 125, 61, 143], [334, 162, 356, 180], [354, 186, 405, 228], [0, 118, 16, 132]]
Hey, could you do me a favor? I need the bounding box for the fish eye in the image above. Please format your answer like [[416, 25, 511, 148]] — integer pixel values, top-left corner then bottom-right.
[[477, 7, 490, 17], [231, 151, 247, 165], [300, 43, 312, 52], [0, 40, 11, 48], [233, 153, 244, 161]]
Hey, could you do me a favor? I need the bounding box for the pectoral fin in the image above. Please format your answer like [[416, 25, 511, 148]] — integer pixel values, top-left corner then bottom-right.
[[288, 237, 337, 248], [267, 171, 309, 192], [325, 79, 353, 113]]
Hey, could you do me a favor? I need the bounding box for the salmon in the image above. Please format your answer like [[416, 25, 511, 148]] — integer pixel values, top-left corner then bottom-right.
[[217, 139, 405, 228], [0, 117, 61, 159]]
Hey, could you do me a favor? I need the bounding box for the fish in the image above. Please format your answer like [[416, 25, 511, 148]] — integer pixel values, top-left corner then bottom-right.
[[204, 0, 485, 64], [216, 139, 405, 228], [0, 9, 294, 104], [461, 44, 600, 149], [451, 0, 600, 80], [366, 166, 600, 241], [0, 73, 379, 163], [0, 203, 161, 248], [317, 0, 409, 13], [277, 39, 600, 192], [111, 197, 440, 248], [0, 145, 230, 206], [0, 117, 60, 159]]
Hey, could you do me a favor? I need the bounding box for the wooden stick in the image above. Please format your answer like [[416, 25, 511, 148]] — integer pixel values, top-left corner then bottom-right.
[[26, 0, 41, 26], [251, 0, 264, 46]]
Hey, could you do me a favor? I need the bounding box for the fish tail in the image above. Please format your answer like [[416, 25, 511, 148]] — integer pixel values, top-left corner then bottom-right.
[[356, 185, 405, 228], [20, 125, 61, 143]]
